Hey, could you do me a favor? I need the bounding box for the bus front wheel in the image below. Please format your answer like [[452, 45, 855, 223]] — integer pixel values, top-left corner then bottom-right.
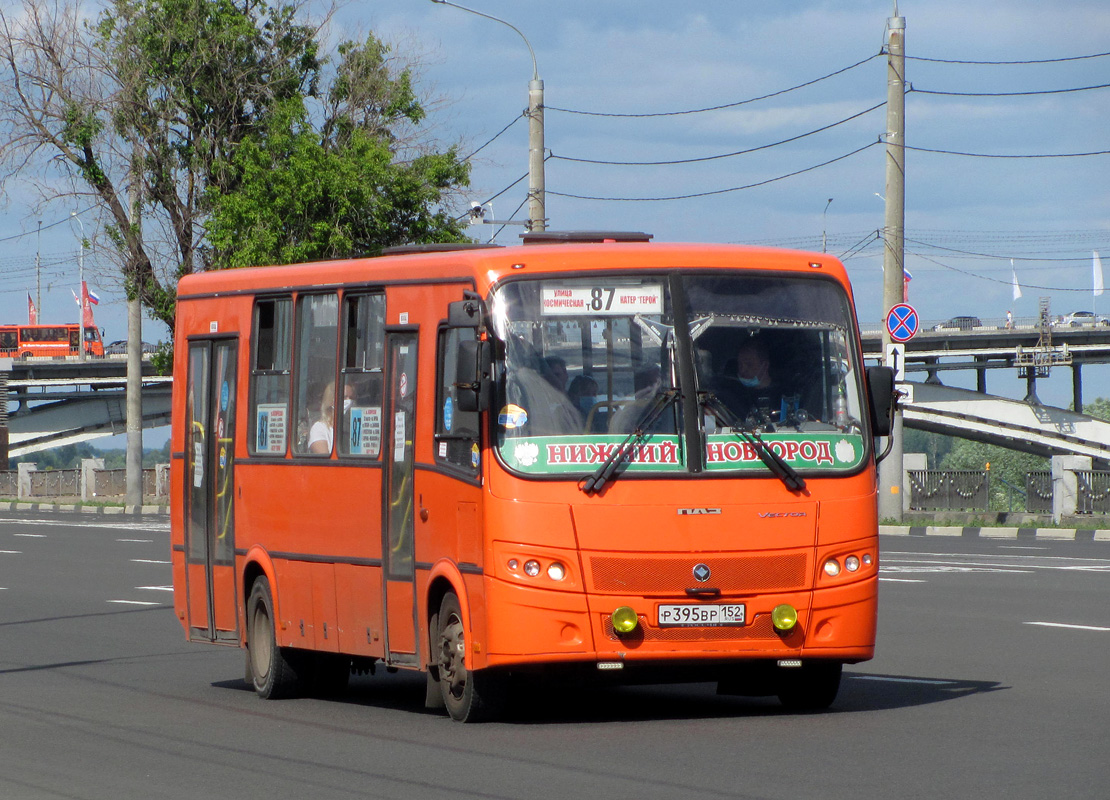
[[246, 577, 301, 699], [436, 592, 504, 722], [776, 661, 842, 711]]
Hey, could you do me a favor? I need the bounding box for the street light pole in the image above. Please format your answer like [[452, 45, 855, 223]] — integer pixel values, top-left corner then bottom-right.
[[71, 212, 86, 362], [822, 198, 833, 253], [431, 0, 546, 231]]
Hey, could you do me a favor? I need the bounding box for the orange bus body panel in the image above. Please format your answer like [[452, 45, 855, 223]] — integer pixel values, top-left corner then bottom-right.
[[170, 241, 880, 698]]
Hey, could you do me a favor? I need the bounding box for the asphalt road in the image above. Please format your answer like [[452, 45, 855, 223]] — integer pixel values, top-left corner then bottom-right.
[[2, 513, 1109, 799]]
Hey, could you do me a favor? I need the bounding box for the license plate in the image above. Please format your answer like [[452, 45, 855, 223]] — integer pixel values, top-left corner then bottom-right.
[[657, 603, 746, 627]]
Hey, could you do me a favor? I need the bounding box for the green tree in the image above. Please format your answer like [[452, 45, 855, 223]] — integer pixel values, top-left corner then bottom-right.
[[1084, 397, 1110, 421], [0, 0, 469, 331]]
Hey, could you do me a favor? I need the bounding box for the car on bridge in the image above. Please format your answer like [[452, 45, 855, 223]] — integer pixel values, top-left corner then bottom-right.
[[1057, 310, 1109, 327], [104, 340, 158, 355], [932, 315, 982, 331]]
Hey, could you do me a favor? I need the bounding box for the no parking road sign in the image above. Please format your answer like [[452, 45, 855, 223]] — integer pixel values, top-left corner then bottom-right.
[[885, 303, 919, 343]]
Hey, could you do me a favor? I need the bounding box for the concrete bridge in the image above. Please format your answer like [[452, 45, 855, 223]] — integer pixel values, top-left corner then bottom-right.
[[1, 357, 171, 457]]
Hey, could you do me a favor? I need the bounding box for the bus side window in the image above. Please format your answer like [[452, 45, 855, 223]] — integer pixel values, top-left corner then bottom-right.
[[435, 326, 480, 473], [338, 293, 386, 457], [250, 297, 293, 455], [292, 293, 340, 455]]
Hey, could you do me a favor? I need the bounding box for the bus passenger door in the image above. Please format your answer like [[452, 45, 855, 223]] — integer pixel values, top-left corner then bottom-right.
[[383, 332, 419, 666], [184, 339, 240, 643]]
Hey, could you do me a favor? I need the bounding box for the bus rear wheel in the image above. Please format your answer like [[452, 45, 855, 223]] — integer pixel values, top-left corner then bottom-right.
[[776, 661, 842, 711], [436, 592, 504, 722], [246, 577, 301, 699]]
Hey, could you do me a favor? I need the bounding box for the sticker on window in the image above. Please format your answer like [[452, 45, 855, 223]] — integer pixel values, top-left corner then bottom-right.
[[541, 284, 663, 316], [255, 404, 287, 454], [498, 404, 528, 429], [348, 406, 382, 456]]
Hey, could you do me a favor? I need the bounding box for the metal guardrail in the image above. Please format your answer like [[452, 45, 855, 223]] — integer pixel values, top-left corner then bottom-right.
[[1025, 471, 1053, 513], [908, 469, 990, 511], [1077, 470, 1110, 515]]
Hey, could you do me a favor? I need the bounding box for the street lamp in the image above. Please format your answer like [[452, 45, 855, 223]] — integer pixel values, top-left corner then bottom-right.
[[431, 0, 546, 232], [822, 198, 833, 253], [71, 212, 86, 362]]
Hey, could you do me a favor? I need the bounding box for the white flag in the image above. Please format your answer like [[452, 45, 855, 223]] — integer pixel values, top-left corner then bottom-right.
[[1095, 251, 1104, 297], [1011, 259, 1022, 301]]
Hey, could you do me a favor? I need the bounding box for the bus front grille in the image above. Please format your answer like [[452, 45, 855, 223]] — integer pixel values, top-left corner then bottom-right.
[[588, 553, 808, 594]]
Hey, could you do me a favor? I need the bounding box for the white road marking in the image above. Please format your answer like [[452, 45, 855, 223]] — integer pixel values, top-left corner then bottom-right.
[[131, 559, 170, 564], [999, 545, 1048, 551], [0, 550, 22, 554], [107, 600, 161, 606], [117, 539, 154, 543], [1025, 621, 1110, 632], [879, 577, 927, 583], [13, 533, 46, 538], [137, 585, 173, 592]]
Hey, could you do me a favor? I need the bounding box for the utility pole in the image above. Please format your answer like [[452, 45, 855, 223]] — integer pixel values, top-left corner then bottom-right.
[[71, 213, 86, 362], [126, 146, 143, 510], [878, 4, 906, 522], [430, 0, 545, 231]]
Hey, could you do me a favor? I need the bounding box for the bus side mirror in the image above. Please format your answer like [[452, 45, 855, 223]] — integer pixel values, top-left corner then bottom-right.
[[455, 339, 491, 413], [448, 292, 485, 329], [866, 365, 896, 437]]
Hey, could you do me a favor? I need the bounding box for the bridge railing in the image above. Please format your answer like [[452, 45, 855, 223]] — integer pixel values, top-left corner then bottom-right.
[[1, 461, 169, 503], [1025, 471, 1053, 513], [907, 469, 990, 511], [1076, 470, 1110, 516]]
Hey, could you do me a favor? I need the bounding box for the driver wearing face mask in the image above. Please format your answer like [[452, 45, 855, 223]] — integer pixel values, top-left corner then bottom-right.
[[714, 336, 792, 423]]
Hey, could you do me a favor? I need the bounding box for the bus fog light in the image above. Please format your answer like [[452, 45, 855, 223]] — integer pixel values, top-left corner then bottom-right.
[[507, 559, 519, 571], [823, 558, 841, 577], [611, 606, 639, 634], [845, 556, 860, 572], [524, 560, 541, 577], [771, 604, 798, 631], [547, 562, 566, 581], [863, 553, 873, 566]]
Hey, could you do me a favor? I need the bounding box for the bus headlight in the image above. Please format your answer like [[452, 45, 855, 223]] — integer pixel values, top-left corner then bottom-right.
[[771, 604, 798, 631], [823, 558, 841, 577], [523, 560, 541, 577], [547, 562, 566, 581], [845, 555, 861, 572], [611, 606, 639, 634]]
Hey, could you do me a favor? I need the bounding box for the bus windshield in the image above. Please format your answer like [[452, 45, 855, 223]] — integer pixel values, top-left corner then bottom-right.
[[491, 271, 868, 479]]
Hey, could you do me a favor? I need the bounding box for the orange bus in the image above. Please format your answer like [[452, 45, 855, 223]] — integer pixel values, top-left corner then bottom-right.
[[0, 323, 105, 358], [170, 232, 895, 721]]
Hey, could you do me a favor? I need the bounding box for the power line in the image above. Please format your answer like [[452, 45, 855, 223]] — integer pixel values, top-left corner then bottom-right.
[[463, 115, 522, 161], [905, 50, 1110, 65], [545, 53, 882, 118], [911, 81, 1110, 97], [549, 101, 885, 167], [908, 250, 1097, 292], [903, 144, 1110, 158], [547, 141, 879, 202]]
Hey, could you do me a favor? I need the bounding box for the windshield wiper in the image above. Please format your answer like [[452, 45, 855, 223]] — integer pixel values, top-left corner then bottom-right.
[[582, 390, 677, 495], [702, 393, 807, 493]]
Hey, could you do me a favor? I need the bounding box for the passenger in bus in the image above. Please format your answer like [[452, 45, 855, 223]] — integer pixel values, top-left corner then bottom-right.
[[567, 374, 598, 417], [308, 381, 337, 454], [608, 364, 671, 434], [542, 356, 568, 392], [714, 337, 792, 423]]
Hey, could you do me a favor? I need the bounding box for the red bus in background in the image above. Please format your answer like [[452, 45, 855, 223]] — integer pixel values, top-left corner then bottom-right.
[[0, 323, 105, 358]]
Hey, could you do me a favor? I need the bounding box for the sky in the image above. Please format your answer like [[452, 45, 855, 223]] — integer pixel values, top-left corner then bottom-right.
[[0, 0, 1108, 413]]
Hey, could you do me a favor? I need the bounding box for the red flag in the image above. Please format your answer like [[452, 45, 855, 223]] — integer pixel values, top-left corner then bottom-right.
[[81, 280, 96, 329], [28, 294, 37, 325]]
